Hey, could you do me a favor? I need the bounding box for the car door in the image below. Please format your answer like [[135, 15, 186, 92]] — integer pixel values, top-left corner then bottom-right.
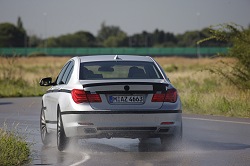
[[46, 61, 73, 124]]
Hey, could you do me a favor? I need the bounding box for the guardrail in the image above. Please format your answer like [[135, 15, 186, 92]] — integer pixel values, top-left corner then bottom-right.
[[0, 47, 229, 57]]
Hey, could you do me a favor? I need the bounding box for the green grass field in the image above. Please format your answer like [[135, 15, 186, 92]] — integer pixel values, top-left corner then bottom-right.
[[0, 56, 249, 118]]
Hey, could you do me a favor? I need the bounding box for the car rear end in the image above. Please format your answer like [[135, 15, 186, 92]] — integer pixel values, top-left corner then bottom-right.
[[61, 55, 182, 140]]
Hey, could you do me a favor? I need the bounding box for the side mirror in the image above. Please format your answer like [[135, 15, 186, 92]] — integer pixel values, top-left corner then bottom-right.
[[40, 77, 53, 86]]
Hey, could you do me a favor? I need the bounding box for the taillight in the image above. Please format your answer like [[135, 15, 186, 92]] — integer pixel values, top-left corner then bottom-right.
[[87, 94, 102, 102], [164, 88, 177, 103], [71, 89, 88, 103], [71, 89, 101, 103], [151, 88, 177, 103], [151, 93, 165, 102]]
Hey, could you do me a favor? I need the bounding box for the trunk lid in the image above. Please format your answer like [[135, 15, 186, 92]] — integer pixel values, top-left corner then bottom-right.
[[80, 79, 169, 110]]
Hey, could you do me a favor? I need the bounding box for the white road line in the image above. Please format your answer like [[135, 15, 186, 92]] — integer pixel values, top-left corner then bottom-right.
[[28, 101, 36, 107], [70, 152, 90, 166], [183, 117, 250, 125]]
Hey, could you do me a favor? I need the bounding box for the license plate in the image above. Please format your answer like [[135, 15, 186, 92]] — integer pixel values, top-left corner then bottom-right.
[[109, 95, 144, 104]]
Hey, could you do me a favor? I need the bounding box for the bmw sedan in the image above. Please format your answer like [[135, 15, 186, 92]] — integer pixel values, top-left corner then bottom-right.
[[40, 55, 182, 151]]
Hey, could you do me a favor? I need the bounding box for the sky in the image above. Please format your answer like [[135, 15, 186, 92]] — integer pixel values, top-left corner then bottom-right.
[[0, 0, 249, 39]]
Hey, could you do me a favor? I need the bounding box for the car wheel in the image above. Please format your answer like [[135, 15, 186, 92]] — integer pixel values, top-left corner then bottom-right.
[[160, 123, 183, 150], [40, 106, 51, 146], [57, 107, 69, 151]]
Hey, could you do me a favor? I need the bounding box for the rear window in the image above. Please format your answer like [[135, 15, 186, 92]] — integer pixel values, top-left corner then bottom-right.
[[79, 61, 163, 80]]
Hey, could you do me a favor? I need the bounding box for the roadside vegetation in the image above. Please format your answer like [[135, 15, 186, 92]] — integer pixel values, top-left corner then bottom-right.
[[156, 57, 249, 118], [0, 55, 249, 118], [198, 23, 250, 90], [0, 55, 249, 165], [0, 56, 68, 97], [0, 125, 30, 165]]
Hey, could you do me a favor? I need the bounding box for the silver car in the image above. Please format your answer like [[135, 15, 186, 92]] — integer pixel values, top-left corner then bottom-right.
[[40, 55, 182, 151]]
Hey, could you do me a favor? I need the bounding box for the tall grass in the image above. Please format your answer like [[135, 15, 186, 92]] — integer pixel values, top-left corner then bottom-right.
[[0, 56, 249, 118], [0, 56, 68, 97], [0, 124, 30, 166], [158, 57, 250, 118], [173, 75, 250, 117]]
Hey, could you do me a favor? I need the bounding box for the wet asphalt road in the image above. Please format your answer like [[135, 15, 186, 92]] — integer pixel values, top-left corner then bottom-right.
[[0, 97, 250, 166]]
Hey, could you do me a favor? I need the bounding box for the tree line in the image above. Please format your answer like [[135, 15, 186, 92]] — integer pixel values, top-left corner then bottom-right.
[[0, 17, 231, 48]]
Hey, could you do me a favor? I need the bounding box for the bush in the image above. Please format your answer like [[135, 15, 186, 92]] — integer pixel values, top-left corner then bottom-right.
[[172, 74, 250, 118], [199, 23, 250, 90], [164, 64, 178, 73], [0, 126, 30, 166]]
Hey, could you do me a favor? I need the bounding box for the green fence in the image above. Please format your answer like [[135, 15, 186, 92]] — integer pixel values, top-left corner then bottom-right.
[[0, 47, 229, 57]]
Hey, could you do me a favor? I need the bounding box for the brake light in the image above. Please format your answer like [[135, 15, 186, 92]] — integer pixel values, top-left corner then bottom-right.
[[151, 93, 165, 102], [164, 88, 177, 103], [71, 89, 87, 103], [71, 89, 101, 103], [87, 94, 102, 102], [151, 88, 177, 103]]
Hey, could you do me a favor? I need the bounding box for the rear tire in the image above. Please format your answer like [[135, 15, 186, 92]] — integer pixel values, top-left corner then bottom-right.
[[57, 107, 69, 151], [40, 106, 51, 146]]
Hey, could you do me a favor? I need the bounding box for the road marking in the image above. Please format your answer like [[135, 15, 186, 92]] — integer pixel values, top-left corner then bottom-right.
[[28, 101, 36, 107], [183, 117, 250, 125], [69, 152, 90, 166]]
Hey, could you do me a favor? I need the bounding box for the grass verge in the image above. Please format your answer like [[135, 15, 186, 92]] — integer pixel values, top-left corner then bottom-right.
[[172, 74, 250, 117], [0, 125, 30, 166]]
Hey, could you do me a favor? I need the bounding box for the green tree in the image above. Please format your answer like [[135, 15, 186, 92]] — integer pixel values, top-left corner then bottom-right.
[[199, 23, 250, 89], [17, 17, 28, 47], [28, 35, 42, 47], [45, 37, 58, 47], [177, 30, 200, 47], [17, 16, 24, 31], [176, 28, 229, 47], [45, 31, 96, 47], [152, 30, 177, 47], [97, 22, 127, 47], [129, 31, 152, 47], [0, 23, 26, 47], [103, 31, 127, 47], [74, 31, 96, 47]]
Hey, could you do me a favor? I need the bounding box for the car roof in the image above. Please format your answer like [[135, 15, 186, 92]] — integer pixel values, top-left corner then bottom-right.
[[79, 55, 153, 63]]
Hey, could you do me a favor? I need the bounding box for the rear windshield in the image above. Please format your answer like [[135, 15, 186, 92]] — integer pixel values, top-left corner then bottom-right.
[[79, 61, 163, 80]]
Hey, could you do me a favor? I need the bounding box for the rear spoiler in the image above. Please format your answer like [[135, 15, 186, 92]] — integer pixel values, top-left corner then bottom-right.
[[82, 82, 169, 93]]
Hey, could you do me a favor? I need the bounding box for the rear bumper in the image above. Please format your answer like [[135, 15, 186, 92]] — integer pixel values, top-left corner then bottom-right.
[[61, 110, 182, 139]]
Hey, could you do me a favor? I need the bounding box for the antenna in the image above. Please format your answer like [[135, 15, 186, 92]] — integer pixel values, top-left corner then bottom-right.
[[114, 55, 121, 60]]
